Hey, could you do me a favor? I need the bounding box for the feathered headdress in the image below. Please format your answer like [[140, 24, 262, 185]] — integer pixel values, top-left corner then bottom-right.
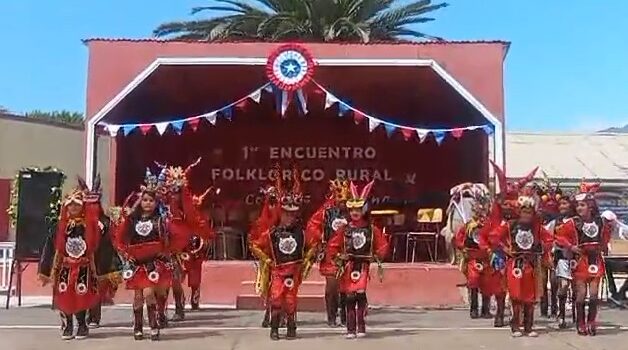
[[140, 166, 167, 194], [161, 157, 201, 193], [192, 186, 220, 208], [346, 180, 375, 213], [273, 164, 303, 212], [328, 177, 350, 202], [63, 174, 101, 207], [490, 160, 538, 201], [574, 179, 601, 203]]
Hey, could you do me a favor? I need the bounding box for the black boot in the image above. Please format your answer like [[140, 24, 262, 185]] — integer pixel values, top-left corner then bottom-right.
[[469, 288, 480, 319], [540, 285, 549, 318], [87, 303, 101, 328], [190, 287, 200, 311], [557, 295, 567, 329], [345, 294, 357, 339], [133, 307, 144, 340], [147, 304, 160, 341], [481, 295, 492, 319], [339, 293, 347, 326], [75, 311, 89, 340], [156, 294, 168, 328], [270, 309, 280, 340], [325, 291, 339, 327], [261, 306, 271, 328], [60, 312, 74, 340], [172, 289, 185, 322], [587, 299, 598, 336], [550, 282, 558, 318], [494, 295, 506, 327], [286, 313, 297, 340], [356, 293, 367, 338]]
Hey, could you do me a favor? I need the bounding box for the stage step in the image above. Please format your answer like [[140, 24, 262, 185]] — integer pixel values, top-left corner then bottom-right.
[[239, 280, 325, 295], [236, 294, 325, 311]]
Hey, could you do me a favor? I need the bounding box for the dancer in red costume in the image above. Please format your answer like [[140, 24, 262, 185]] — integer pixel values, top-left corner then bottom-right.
[[250, 167, 317, 340], [555, 181, 612, 336], [38, 177, 103, 340], [113, 167, 188, 341], [454, 189, 496, 320], [490, 195, 553, 337], [327, 180, 389, 339], [306, 177, 351, 327], [157, 160, 216, 324], [249, 182, 281, 327]]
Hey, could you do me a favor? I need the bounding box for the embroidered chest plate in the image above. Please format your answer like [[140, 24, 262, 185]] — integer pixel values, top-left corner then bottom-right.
[[514, 229, 534, 250], [65, 236, 87, 258], [135, 220, 154, 237]]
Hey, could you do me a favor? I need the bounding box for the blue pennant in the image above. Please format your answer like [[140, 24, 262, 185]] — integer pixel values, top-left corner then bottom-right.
[[221, 106, 233, 121], [338, 103, 351, 117], [433, 130, 446, 145], [171, 121, 184, 135], [122, 125, 136, 136], [482, 125, 494, 135], [384, 124, 396, 138]]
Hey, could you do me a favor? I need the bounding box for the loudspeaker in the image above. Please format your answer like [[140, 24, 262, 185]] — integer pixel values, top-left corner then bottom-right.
[[15, 170, 64, 260]]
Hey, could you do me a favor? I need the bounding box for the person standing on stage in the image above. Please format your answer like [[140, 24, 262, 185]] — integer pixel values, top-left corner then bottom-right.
[[249, 182, 281, 327], [38, 177, 103, 340], [327, 180, 389, 339], [306, 177, 350, 327], [489, 196, 553, 337], [250, 167, 316, 340], [113, 168, 187, 341], [455, 193, 496, 320], [555, 182, 612, 336]]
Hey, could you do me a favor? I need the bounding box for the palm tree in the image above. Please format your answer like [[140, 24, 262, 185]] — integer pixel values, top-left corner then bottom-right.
[[154, 0, 448, 43]]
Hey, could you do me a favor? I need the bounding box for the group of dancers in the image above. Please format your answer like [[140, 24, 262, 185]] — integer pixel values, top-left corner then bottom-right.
[[37, 160, 389, 341], [455, 163, 613, 337]]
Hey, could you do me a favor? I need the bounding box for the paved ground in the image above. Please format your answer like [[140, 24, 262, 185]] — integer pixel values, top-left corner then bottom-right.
[[0, 305, 626, 350]]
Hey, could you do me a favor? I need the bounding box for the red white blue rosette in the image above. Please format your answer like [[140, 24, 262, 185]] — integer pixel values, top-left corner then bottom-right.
[[266, 44, 315, 92]]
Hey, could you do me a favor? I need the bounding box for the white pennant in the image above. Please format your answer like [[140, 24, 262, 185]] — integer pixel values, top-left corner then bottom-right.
[[106, 125, 120, 137], [249, 89, 262, 103], [204, 112, 217, 125], [155, 122, 169, 135], [325, 92, 339, 109], [416, 129, 428, 143], [368, 118, 380, 132]]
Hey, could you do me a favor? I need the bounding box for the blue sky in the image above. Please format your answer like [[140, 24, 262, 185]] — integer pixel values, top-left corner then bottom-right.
[[0, 0, 626, 131]]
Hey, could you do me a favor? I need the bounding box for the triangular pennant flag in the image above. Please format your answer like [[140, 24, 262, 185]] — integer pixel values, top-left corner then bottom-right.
[[400, 128, 414, 141], [296, 89, 308, 115], [416, 129, 428, 143], [433, 130, 446, 145], [249, 89, 262, 103], [353, 111, 366, 125], [482, 125, 494, 135], [106, 125, 120, 137], [188, 118, 201, 132], [122, 125, 136, 136], [203, 112, 217, 125], [155, 122, 169, 135], [264, 84, 274, 93], [451, 128, 464, 139], [338, 103, 351, 117], [325, 92, 339, 109], [236, 99, 248, 109], [222, 106, 233, 121], [172, 121, 184, 135], [384, 124, 396, 138], [368, 119, 381, 132], [139, 125, 152, 135]]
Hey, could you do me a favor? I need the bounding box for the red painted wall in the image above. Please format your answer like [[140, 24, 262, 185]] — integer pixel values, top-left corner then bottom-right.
[[0, 179, 10, 241]]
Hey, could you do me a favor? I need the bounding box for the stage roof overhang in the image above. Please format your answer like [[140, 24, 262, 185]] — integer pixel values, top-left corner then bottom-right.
[[85, 56, 504, 187]]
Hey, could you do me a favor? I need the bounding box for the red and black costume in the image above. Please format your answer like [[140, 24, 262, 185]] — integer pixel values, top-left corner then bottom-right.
[[327, 180, 389, 339], [454, 192, 500, 320], [250, 168, 316, 340], [306, 177, 350, 326], [555, 182, 611, 336], [489, 196, 552, 337], [113, 167, 187, 341], [38, 177, 102, 340]]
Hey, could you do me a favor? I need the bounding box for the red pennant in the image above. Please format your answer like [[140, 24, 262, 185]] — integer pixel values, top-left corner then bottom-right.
[[400, 128, 414, 141], [139, 125, 152, 135], [236, 99, 248, 109], [451, 128, 464, 139], [188, 118, 200, 132], [353, 112, 366, 124]]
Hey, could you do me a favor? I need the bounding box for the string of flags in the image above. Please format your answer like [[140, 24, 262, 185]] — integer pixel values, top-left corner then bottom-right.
[[99, 43, 494, 145]]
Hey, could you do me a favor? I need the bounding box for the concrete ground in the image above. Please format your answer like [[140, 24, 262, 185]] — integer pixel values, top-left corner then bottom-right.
[[0, 305, 626, 350]]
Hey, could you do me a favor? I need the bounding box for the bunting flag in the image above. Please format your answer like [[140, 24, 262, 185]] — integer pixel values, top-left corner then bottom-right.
[[155, 122, 169, 135], [433, 131, 446, 145], [105, 125, 121, 137]]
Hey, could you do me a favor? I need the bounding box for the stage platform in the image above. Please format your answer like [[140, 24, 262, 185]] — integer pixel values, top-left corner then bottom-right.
[[12, 261, 466, 310]]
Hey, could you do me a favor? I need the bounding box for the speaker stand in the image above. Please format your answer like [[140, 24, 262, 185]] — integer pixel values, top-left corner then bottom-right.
[[4, 259, 30, 309]]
